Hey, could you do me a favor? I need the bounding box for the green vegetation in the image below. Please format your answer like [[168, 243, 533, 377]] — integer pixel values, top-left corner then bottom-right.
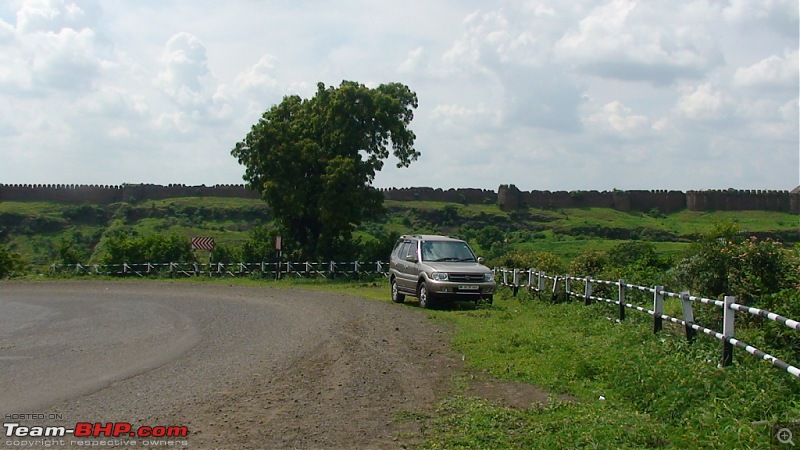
[[0, 196, 797, 271], [0, 243, 27, 277], [232, 80, 419, 259], [415, 288, 800, 449]]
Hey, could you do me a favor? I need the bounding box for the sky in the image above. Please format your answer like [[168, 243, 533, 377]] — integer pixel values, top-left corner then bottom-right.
[[0, 0, 798, 192]]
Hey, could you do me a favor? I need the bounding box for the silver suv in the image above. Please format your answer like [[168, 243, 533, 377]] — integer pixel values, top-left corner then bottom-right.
[[389, 234, 496, 308]]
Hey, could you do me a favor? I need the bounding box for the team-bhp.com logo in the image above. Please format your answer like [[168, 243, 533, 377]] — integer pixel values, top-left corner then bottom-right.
[[5, 422, 188, 438]]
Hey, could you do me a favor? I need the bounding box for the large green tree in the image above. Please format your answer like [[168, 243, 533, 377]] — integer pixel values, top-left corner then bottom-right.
[[232, 80, 419, 259]]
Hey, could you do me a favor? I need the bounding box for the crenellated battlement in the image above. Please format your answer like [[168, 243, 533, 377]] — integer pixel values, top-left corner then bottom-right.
[[0, 183, 260, 204], [0, 184, 796, 214]]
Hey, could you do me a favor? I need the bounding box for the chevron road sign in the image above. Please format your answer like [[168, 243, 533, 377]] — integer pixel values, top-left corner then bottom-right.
[[191, 237, 215, 250]]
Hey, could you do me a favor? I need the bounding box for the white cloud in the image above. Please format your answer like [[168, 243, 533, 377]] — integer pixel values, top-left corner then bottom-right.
[[584, 101, 652, 139], [399, 47, 426, 74], [15, 0, 100, 35], [675, 83, 735, 121], [555, 0, 723, 84], [733, 50, 799, 90], [79, 86, 148, 118], [157, 32, 211, 104], [0, 18, 14, 42], [723, 0, 799, 37], [28, 27, 101, 91]]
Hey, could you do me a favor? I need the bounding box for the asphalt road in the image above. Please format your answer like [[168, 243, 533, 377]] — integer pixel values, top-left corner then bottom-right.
[[0, 280, 457, 449]]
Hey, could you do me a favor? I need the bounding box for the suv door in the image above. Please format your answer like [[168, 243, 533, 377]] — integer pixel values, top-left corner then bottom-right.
[[395, 239, 418, 292]]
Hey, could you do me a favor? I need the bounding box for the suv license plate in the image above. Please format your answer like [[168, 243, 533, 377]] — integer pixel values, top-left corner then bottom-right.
[[458, 285, 479, 291]]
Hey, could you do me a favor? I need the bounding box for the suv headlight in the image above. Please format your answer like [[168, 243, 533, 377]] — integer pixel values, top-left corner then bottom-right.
[[431, 272, 449, 281], [484, 273, 494, 282]]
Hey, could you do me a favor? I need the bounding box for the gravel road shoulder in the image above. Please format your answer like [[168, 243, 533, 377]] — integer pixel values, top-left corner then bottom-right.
[[1, 281, 463, 450], [187, 290, 462, 449]]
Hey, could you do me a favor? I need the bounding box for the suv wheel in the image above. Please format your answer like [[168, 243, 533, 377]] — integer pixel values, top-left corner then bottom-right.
[[391, 279, 405, 303], [418, 282, 434, 309]]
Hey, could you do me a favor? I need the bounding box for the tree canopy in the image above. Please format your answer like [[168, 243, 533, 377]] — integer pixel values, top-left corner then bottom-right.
[[231, 80, 419, 259]]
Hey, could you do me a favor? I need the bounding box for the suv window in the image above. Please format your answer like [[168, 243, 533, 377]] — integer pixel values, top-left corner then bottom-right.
[[391, 240, 404, 258], [393, 241, 414, 260], [404, 241, 417, 260], [420, 240, 476, 262]]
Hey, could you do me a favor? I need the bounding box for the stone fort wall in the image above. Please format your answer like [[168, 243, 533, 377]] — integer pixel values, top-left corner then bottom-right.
[[0, 183, 797, 214]]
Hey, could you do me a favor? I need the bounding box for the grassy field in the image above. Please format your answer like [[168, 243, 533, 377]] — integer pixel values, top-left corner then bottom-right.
[[1, 197, 797, 268]]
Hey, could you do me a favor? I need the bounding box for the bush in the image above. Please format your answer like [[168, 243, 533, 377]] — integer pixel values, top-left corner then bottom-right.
[[476, 225, 504, 252], [492, 249, 564, 274], [0, 244, 27, 278], [568, 241, 670, 287], [354, 228, 399, 262], [210, 243, 240, 264], [241, 225, 279, 262], [671, 224, 799, 305], [57, 240, 88, 265], [101, 232, 196, 264], [568, 250, 607, 278]]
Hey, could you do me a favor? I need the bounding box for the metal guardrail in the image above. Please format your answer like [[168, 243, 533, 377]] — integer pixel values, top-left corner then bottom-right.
[[495, 267, 800, 379]]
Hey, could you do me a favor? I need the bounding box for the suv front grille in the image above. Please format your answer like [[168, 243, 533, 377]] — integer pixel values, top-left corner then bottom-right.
[[448, 273, 485, 283]]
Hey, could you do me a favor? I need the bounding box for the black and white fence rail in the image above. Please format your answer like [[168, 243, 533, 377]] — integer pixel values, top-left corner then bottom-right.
[[496, 267, 800, 380], [50, 261, 390, 278]]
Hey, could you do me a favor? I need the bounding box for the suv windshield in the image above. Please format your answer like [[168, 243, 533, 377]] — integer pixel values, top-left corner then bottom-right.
[[420, 240, 476, 262]]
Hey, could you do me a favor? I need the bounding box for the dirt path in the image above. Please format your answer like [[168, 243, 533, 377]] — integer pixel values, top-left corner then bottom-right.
[[1, 281, 461, 450], [186, 296, 461, 449]]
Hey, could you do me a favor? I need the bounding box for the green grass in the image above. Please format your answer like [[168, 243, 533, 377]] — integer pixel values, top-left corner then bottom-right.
[[2, 197, 797, 271], [129, 218, 251, 246], [514, 239, 691, 266], [0, 201, 72, 217], [384, 199, 505, 216], [415, 288, 800, 449], [142, 196, 264, 208]]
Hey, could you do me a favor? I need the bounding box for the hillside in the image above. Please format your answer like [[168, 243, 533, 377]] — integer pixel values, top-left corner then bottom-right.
[[1, 196, 797, 268]]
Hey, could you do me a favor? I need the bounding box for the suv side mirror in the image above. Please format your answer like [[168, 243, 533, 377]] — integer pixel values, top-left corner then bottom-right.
[[477, 257, 485, 264], [405, 254, 417, 262]]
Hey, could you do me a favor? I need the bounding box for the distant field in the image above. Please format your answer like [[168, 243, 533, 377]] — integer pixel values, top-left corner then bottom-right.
[[1, 197, 797, 267]]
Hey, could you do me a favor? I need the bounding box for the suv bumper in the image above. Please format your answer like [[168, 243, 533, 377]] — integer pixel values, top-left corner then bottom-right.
[[426, 280, 496, 298]]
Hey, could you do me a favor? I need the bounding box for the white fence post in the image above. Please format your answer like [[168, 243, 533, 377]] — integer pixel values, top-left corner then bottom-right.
[[551, 276, 560, 302], [584, 276, 593, 305], [653, 286, 664, 334], [512, 269, 520, 296], [722, 296, 736, 367], [680, 291, 696, 343]]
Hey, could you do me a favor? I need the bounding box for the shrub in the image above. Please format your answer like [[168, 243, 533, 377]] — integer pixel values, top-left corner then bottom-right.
[[493, 249, 564, 274], [241, 224, 279, 262], [101, 232, 196, 264], [671, 224, 799, 305], [0, 244, 27, 278], [210, 243, 240, 264], [753, 289, 800, 360], [475, 225, 505, 251], [568, 250, 607, 277]]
